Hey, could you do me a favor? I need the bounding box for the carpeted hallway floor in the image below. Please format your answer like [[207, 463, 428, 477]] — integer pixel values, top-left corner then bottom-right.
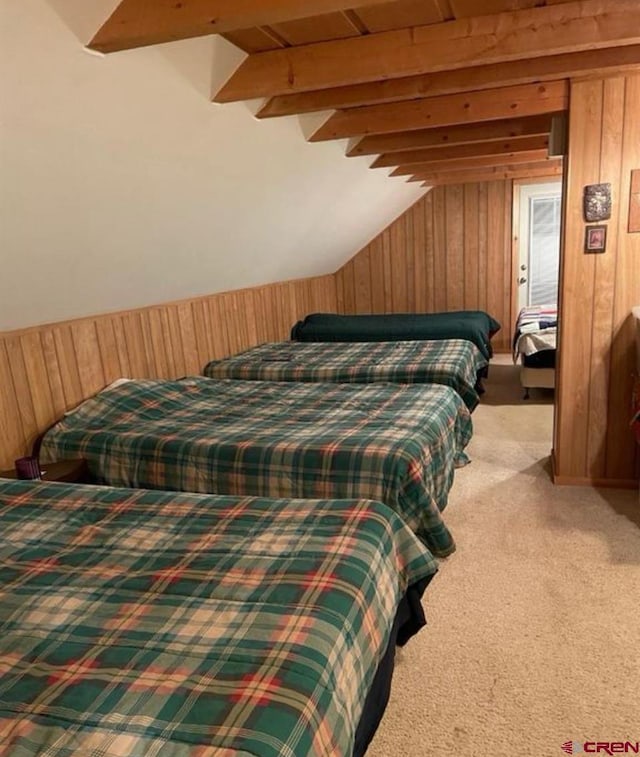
[[368, 357, 640, 757]]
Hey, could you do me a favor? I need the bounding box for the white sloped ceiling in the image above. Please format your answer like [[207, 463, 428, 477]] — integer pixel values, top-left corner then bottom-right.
[[0, 0, 425, 330]]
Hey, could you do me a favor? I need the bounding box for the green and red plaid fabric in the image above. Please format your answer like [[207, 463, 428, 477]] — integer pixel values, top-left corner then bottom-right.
[[203, 339, 487, 411], [40, 378, 472, 556], [0, 480, 438, 757]]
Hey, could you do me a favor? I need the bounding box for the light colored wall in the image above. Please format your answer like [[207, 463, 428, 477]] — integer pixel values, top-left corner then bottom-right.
[[0, 0, 424, 331]]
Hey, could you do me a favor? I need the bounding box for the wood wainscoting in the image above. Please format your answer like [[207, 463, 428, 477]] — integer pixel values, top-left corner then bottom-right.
[[0, 275, 337, 469], [335, 181, 515, 353], [554, 73, 640, 485]]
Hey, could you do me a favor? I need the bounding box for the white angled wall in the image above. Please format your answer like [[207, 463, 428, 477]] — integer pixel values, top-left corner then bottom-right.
[[0, 0, 424, 330]]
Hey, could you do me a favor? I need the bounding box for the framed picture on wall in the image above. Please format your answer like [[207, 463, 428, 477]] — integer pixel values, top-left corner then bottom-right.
[[584, 224, 607, 253]]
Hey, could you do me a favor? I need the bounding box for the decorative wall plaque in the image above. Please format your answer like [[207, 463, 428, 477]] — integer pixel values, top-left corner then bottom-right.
[[583, 183, 611, 222]]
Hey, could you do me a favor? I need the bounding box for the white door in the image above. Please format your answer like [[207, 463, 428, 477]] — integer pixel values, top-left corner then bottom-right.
[[518, 181, 563, 310]]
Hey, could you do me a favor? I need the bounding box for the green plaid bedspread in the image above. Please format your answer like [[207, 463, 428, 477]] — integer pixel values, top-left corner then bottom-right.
[[203, 339, 487, 411], [40, 379, 472, 556], [0, 480, 438, 757]]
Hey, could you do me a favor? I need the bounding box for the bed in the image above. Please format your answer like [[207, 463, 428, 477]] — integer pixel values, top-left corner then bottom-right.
[[291, 310, 501, 363], [203, 339, 488, 411], [38, 377, 473, 557], [513, 304, 558, 399], [0, 479, 438, 757]]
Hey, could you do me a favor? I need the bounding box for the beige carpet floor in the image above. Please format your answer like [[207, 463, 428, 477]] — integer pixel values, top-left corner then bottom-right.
[[368, 357, 640, 757]]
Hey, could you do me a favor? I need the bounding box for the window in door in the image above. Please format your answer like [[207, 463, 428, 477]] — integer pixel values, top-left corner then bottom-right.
[[518, 181, 563, 309]]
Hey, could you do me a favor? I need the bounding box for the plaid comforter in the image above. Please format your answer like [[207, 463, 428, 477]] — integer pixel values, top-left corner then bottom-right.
[[203, 339, 487, 411], [40, 378, 473, 556], [0, 480, 438, 757]]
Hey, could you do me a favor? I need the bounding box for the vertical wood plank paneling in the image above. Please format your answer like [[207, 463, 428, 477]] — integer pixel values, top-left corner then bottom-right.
[[586, 77, 625, 477], [486, 182, 507, 350], [71, 322, 106, 399], [176, 302, 200, 374], [463, 183, 480, 311], [5, 335, 39, 452], [381, 228, 393, 311], [0, 273, 337, 468], [554, 72, 640, 486], [445, 185, 464, 311], [95, 319, 124, 385], [335, 179, 519, 353], [20, 332, 55, 432], [40, 331, 67, 417], [52, 327, 84, 407], [405, 210, 416, 312], [369, 236, 385, 312], [0, 340, 26, 458], [605, 74, 640, 481], [502, 180, 514, 350], [424, 190, 436, 310], [122, 313, 149, 378], [354, 246, 372, 312], [391, 219, 408, 311], [477, 183, 489, 313], [166, 306, 187, 377], [555, 79, 603, 479], [432, 187, 448, 313], [412, 202, 426, 312]]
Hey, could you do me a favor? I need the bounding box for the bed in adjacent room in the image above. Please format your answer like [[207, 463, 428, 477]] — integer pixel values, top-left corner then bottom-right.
[[291, 310, 501, 364], [513, 304, 558, 398], [203, 339, 487, 411], [38, 377, 473, 556], [0, 479, 437, 757]]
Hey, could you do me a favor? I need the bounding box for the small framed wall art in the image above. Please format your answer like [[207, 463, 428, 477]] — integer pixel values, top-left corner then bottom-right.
[[584, 224, 607, 253], [583, 183, 611, 222]]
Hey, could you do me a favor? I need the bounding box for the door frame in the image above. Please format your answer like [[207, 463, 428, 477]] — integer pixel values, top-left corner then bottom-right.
[[510, 175, 564, 338]]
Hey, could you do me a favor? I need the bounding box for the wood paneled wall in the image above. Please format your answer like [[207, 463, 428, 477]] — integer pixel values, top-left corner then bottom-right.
[[554, 73, 640, 487], [335, 181, 515, 352], [0, 275, 337, 469]]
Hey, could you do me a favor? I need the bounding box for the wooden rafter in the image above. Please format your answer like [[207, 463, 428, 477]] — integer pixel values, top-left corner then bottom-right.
[[88, 0, 395, 53], [310, 81, 568, 142], [258, 44, 640, 118], [390, 150, 552, 176], [215, 0, 640, 102], [370, 135, 550, 168], [417, 162, 563, 186], [347, 115, 554, 156]]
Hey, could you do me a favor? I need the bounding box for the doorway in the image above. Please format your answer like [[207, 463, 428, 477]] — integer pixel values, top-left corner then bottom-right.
[[516, 180, 563, 311]]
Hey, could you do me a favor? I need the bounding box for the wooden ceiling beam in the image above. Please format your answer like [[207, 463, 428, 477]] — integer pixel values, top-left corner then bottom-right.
[[310, 81, 568, 142], [215, 0, 640, 102], [258, 44, 640, 118], [371, 134, 550, 168], [88, 0, 395, 53], [348, 115, 554, 156], [390, 150, 553, 176], [417, 162, 564, 186]]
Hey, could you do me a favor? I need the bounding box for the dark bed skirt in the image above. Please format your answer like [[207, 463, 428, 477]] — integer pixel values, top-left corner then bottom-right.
[[353, 575, 432, 756]]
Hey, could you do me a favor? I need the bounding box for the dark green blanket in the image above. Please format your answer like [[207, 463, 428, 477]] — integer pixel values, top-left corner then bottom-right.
[[291, 311, 500, 360]]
